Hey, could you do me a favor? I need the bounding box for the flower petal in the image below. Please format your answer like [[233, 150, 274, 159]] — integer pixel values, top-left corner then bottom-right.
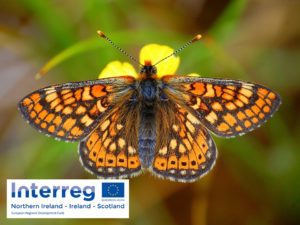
[[139, 44, 180, 77], [98, 61, 138, 78]]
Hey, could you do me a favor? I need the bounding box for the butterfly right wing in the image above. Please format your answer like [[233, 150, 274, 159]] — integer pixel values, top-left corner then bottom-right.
[[161, 76, 281, 137], [18, 76, 135, 141]]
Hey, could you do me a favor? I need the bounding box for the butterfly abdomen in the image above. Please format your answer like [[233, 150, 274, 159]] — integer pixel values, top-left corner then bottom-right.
[[138, 105, 156, 168]]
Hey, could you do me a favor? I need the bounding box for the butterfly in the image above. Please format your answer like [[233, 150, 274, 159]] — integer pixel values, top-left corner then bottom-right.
[[18, 32, 281, 182]]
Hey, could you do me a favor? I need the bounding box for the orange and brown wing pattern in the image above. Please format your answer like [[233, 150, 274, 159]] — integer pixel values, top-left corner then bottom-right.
[[79, 100, 142, 178], [150, 101, 217, 182], [162, 76, 281, 137], [18, 77, 135, 141]]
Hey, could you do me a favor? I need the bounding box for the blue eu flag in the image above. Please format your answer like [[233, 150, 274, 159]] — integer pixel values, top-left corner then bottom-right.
[[102, 182, 124, 198]]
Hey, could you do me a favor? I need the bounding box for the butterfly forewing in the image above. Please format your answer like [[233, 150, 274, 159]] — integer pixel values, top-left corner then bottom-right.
[[162, 76, 281, 138], [18, 77, 135, 141]]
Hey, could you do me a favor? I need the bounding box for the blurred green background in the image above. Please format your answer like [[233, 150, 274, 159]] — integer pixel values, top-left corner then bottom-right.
[[1, 0, 300, 224]]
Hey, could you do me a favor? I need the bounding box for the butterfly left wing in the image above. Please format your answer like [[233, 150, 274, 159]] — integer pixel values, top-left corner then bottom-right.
[[161, 75, 281, 137], [18, 77, 135, 141], [79, 100, 142, 178], [150, 101, 217, 182]]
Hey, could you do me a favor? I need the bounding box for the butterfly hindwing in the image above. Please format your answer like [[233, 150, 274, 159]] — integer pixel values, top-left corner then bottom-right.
[[162, 76, 281, 137], [79, 98, 142, 178], [18, 77, 135, 141], [150, 100, 217, 182]]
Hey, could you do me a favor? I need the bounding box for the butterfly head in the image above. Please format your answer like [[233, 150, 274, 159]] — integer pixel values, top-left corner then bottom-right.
[[140, 60, 157, 79]]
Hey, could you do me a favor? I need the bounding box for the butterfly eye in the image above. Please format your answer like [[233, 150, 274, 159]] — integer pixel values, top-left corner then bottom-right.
[[140, 67, 146, 74], [151, 66, 157, 75]]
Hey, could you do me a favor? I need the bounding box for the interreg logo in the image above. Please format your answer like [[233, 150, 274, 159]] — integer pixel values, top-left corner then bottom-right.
[[11, 182, 95, 201], [7, 179, 129, 218], [102, 182, 124, 198]]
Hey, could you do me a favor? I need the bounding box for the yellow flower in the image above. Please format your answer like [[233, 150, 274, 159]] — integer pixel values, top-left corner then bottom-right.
[[99, 44, 198, 78], [98, 61, 137, 78], [139, 44, 179, 77]]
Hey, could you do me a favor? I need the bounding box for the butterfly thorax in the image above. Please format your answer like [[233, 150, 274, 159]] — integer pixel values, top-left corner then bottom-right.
[[139, 78, 158, 105], [139, 61, 159, 104]]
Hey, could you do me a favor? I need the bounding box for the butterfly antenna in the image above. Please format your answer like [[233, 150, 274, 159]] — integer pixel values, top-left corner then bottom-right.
[[97, 30, 143, 67], [154, 34, 202, 66]]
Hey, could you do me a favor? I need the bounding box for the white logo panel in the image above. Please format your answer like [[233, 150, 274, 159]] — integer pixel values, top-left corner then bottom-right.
[[7, 179, 129, 218]]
